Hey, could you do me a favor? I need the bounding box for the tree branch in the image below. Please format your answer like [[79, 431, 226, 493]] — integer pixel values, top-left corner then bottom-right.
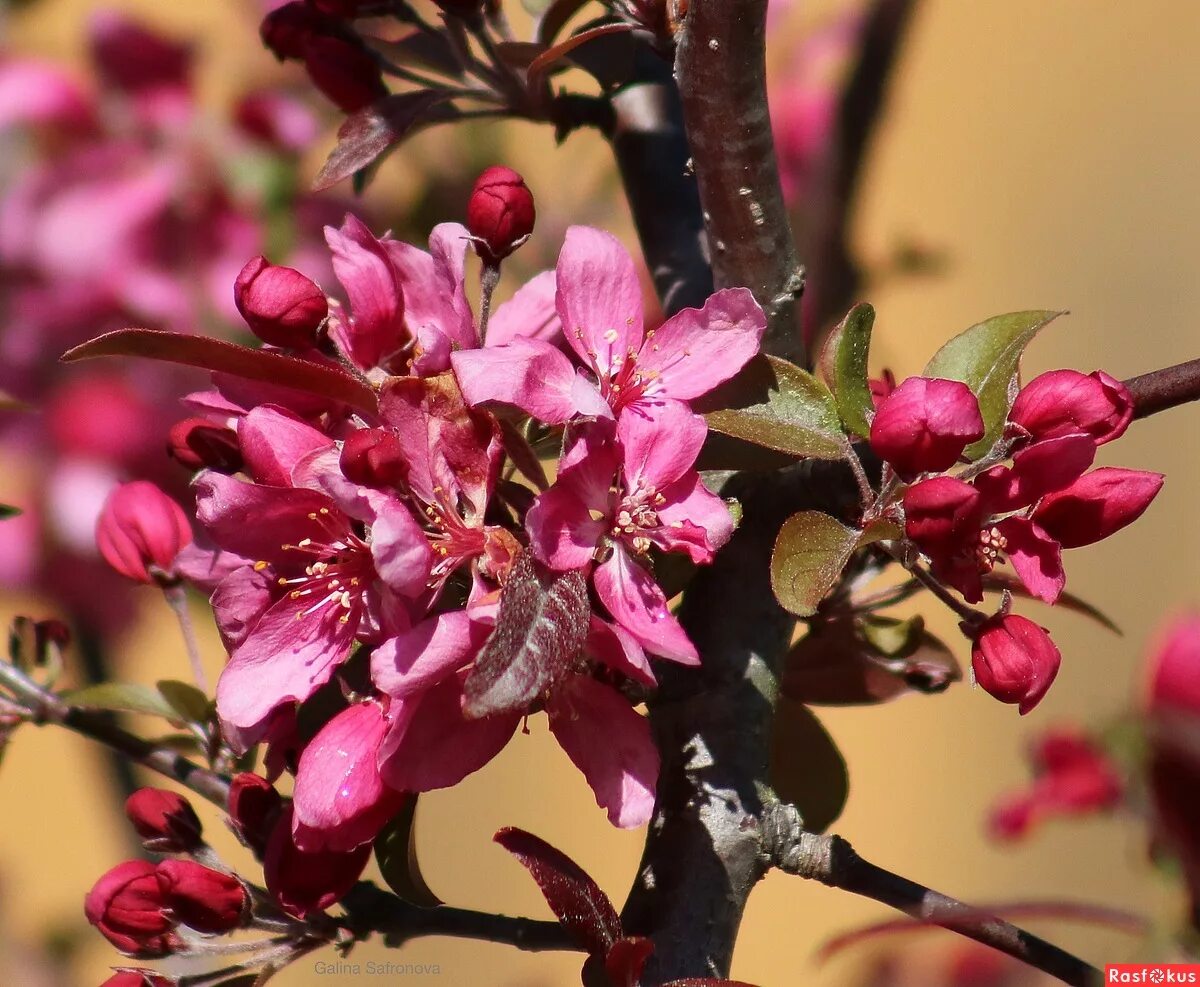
[[761, 805, 1103, 987], [1124, 358, 1200, 420], [674, 0, 805, 360]]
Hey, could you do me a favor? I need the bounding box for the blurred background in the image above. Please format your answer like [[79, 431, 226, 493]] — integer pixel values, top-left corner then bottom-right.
[[0, 0, 1198, 985]]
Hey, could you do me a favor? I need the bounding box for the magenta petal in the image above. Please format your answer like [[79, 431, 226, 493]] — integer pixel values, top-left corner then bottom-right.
[[377, 673, 520, 792], [548, 677, 658, 828], [383, 222, 476, 353], [211, 565, 274, 651], [452, 339, 585, 424], [367, 494, 434, 597], [617, 400, 706, 491], [555, 226, 644, 375], [996, 517, 1065, 604], [637, 287, 766, 401], [594, 550, 698, 664], [975, 434, 1096, 512], [371, 611, 490, 699], [216, 590, 358, 735], [1033, 467, 1165, 549], [487, 270, 563, 346], [526, 444, 619, 570], [326, 215, 404, 368], [653, 473, 734, 563], [194, 472, 336, 564], [238, 405, 334, 487], [292, 701, 407, 853], [587, 615, 655, 687]]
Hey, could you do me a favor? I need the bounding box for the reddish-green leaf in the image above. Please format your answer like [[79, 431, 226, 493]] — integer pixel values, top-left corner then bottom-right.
[[821, 302, 875, 438], [62, 329, 378, 414], [770, 511, 861, 618], [494, 826, 620, 956], [603, 936, 655, 987], [924, 310, 1063, 459], [980, 572, 1121, 634], [769, 700, 848, 834], [463, 552, 589, 718], [700, 355, 848, 461], [313, 91, 458, 192], [526, 22, 635, 93], [374, 795, 442, 907]]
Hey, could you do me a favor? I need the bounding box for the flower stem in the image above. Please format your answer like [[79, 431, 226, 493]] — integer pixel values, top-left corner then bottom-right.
[[163, 583, 209, 693], [477, 260, 501, 343]]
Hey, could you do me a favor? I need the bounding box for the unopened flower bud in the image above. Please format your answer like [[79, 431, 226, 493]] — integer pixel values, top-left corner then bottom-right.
[[85, 861, 176, 957], [301, 36, 388, 113], [260, 2, 333, 61], [89, 11, 191, 96], [1009, 369, 1133, 446], [902, 476, 983, 549], [340, 428, 407, 488], [101, 971, 176, 987], [155, 861, 248, 934], [95, 482, 192, 584], [870, 376, 985, 479], [227, 773, 283, 858], [970, 614, 1061, 715], [1031, 467, 1164, 549], [124, 788, 203, 853], [234, 256, 327, 349], [466, 166, 536, 264], [868, 369, 897, 408], [167, 418, 243, 473], [264, 806, 371, 917]]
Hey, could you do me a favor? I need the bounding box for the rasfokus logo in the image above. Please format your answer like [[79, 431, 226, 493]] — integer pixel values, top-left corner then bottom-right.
[[1106, 965, 1200, 984]]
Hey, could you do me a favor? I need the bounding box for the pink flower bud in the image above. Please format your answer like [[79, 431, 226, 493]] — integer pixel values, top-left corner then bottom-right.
[[154, 861, 248, 934], [869, 376, 985, 479], [264, 806, 372, 917], [89, 12, 191, 96], [466, 166, 536, 263], [167, 418, 243, 474], [95, 482, 192, 584], [1032, 467, 1164, 549], [868, 369, 896, 408], [970, 614, 1061, 715], [302, 36, 388, 113], [101, 971, 175, 987], [902, 475, 984, 549], [1009, 369, 1133, 446], [124, 789, 203, 853], [340, 428, 407, 488], [260, 2, 333, 61], [84, 861, 176, 957], [234, 256, 328, 349], [227, 773, 283, 858]]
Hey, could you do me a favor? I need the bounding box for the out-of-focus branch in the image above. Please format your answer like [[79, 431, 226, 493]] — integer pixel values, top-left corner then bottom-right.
[[674, 0, 805, 360], [762, 806, 1103, 987], [1124, 358, 1200, 419], [0, 659, 231, 807]]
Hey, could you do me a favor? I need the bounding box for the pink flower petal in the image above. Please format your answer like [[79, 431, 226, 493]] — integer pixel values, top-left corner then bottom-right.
[[996, 517, 1065, 604], [587, 615, 655, 687], [974, 433, 1096, 513], [238, 405, 334, 486], [527, 443, 620, 570], [1033, 468, 1165, 549], [326, 215, 405, 369], [194, 472, 335, 565], [371, 611, 490, 698], [617, 400, 706, 491], [594, 549, 698, 664], [487, 270, 563, 346], [652, 473, 734, 564], [452, 338, 593, 424], [367, 494, 434, 597]]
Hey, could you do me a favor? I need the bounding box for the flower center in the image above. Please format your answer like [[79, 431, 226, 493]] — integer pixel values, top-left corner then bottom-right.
[[612, 485, 666, 555], [422, 495, 486, 585], [270, 508, 372, 623], [976, 525, 1008, 573]]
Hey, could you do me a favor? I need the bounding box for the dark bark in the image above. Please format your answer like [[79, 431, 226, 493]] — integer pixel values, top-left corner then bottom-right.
[[1125, 358, 1200, 419]]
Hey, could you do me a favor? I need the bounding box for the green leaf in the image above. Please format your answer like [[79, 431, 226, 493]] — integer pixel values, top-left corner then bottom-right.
[[63, 682, 183, 722], [0, 504, 22, 520], [770, 511, 861, 617], [861, 615, 926, 657], [769, 699, 848, 833], [828, 303, 876, 437], [923, 310, 1063, 459], [156, 679, 212, 726], [375, 796, 442, 907], [699, 355, 848, 460]]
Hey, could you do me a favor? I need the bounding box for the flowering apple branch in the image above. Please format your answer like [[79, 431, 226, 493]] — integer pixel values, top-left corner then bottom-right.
[[1125, 357, 1200, 419]]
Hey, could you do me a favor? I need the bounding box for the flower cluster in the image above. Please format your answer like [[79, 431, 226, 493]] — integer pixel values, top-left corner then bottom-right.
[[868, 367, 1163, 713], [91, 173, 766, 923]]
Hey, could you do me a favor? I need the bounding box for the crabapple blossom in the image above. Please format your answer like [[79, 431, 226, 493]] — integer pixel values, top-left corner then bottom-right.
[[95, 482, 192, 584], [124, 788, 203, 853], [84, 861, 177, 957], [154, 861, 247, 934], [869, 376, 985, 479], [1008, 369, 1133, 446], [234, 255, 328, 349], [466, 165, 536, 263], [970, 614, 1061, 715]]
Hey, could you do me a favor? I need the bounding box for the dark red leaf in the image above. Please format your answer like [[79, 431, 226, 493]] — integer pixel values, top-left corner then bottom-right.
[[604, 936, 655, 987], [537, 0, 593, 45], [463, 551, 589, 718], [62, 329, 378, 414], [494, 826, 621, 957], [526, 22, 634, 93], [313, 90, 458, 191]]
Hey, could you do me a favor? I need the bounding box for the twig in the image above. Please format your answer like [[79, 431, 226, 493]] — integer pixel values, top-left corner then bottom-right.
[[1124, 358, 1200, 420], [761, 805, 1103, 987]]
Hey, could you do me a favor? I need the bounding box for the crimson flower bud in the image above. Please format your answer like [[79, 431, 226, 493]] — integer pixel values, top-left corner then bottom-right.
[[340, 428, 407, 488], [970, 614, 1061, 715], [89, 11, 191, 96], [1009, 369, 1133, 446], [155, 861, 248, 934], [1031, 467, 1164, 550], [302, 36, 388, 113], [466, 166, 536, 264], [95, 482, 192, 584], [869, 376, 985, 479], [902, 476, 983, 549], [101, 971, 176, 987], [260, 2, 332, 61], [263, 806, 371, 917], [868, 369, 897, 408], [234, 256, 328, 349], [84, 861, 176, 957], [228, 773, 283, 858], [167, 418, 243, 474], [124, 788, 203, 853]]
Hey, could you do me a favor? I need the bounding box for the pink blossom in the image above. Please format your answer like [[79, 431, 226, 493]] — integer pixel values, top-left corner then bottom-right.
[[233, 89, 319, 153], [84, 861, 176, 957], [0, 58, 93, 130], [263, 806, 371, 917], [1030, 467, 1164, 549], [95, 482, 192, 584], [234, 255, 328, 349], [153, 861, 247, 934], [466, 165, 536, 263], [452, 226, 765, 422], [1008, 369, 1133, 446], [970, 614, 1061, 715], [869, 376, 985, 479]]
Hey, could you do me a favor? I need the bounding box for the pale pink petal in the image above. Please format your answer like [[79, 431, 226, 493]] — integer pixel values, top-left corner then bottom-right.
[[637, 287, 766, 401], [452, 338, 586, 424], [587, 615, 655, 687], [652, 473, 734, 563], [371, 611, 490, 698], [238, 405, 334, 486], [0, 59, 93, 128], [211, 565, 274, 651], [487, 270, 563, 346], [377, 672, 520, 791], [996, 517, 1065, 605], [594, 550, 698, 664], [547, 676, 658, 828], [555, 226, 644, 376], [617, 400, 706, 491], [367, 494, 434, 598], [527, 443, 620, 570]]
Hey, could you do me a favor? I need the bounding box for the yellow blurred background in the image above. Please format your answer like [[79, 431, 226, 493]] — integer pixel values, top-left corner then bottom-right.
[[2, 1, 1199, 985]]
